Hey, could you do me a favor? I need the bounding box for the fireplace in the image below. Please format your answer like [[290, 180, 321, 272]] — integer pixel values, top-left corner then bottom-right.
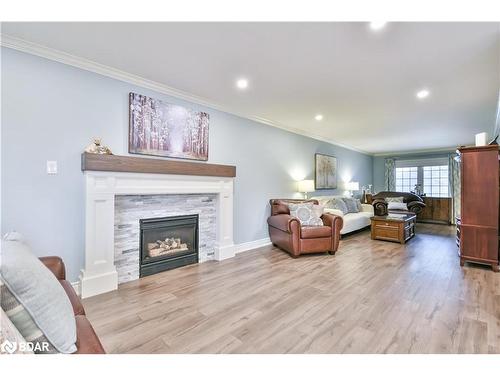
[[139, 214, 199, 277], [81, 170, 234, 298]]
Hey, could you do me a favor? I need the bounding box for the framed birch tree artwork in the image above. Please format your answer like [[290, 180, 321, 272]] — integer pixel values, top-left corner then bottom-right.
[[129, 92, 209, 161], [315, 153, 337, 189]]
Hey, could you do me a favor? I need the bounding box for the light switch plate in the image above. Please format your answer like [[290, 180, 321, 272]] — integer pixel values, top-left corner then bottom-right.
[[47, 161, 58, 174]]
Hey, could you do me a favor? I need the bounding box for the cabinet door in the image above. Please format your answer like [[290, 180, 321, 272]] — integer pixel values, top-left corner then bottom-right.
[[460, 225, 498, 262], [461, 151, 499, 227], [418, 198, 433, 220], [433, 198, 450, 222]]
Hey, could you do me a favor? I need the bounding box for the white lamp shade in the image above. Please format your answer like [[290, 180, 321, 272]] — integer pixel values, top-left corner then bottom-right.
[[345, 181, 359, 191], [475, 132, 488, 146], [298, 179, 315, 193]]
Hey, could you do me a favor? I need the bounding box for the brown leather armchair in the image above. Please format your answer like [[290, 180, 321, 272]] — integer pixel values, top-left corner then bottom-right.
[[39, 256, 105, 354], [267, 199, 343, 258], [371, 191, 426, 216]]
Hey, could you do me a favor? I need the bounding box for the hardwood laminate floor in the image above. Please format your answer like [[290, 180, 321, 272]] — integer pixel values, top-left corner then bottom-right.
[[83, 224, 500, 353]]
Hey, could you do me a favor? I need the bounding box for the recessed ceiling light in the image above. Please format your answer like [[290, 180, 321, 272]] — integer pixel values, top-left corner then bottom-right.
[[369, 22, 387, 31], [236, 78, 249, 90], [314, 114, 323, 121], [416, 89, 430, 99]]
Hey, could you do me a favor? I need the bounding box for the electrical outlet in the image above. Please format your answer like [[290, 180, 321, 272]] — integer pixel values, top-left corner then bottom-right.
[[47, 161, 58, 174]]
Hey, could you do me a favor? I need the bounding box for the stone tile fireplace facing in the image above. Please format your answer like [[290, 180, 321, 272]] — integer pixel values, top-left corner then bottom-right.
[[114, 194, 216, 284]]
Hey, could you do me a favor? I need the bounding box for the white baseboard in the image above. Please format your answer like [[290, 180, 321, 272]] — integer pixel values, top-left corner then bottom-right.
[[71, 281, 81, 296], [214, 244, 236, 261], [235, 237, 272, 254], [79, 270, 118, 299]]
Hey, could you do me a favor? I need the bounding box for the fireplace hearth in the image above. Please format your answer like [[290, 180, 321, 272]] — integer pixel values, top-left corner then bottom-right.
[[139, 214, 199, 277]]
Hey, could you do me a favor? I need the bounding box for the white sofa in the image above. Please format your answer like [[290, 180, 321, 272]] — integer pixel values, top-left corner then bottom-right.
[[312, 195, 374, 235]]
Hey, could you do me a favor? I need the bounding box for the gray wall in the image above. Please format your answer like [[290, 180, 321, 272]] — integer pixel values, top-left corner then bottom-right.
[[372, 151, 453, 193], [1, 48, 373, 281]]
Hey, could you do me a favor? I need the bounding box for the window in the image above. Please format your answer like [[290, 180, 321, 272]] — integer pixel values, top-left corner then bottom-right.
[[423, 165, 449, 197], [394, 158, 450, 197], [395, 167, 418, 193]]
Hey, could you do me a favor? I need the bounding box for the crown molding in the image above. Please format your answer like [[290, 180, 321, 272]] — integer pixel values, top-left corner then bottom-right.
[[373, 147, 459, 157], [0, 33, 370, 155]]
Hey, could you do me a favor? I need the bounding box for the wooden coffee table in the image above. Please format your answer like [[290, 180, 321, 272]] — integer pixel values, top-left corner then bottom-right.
[[370, 213, 416, 244]]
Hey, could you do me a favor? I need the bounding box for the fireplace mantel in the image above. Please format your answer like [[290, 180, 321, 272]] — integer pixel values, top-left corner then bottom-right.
[[81, 153, 236, 177], [80, 166, 235, 298]]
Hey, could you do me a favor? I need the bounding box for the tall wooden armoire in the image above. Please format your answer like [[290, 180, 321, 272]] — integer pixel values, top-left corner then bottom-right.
[[458, 145, 499, 272]]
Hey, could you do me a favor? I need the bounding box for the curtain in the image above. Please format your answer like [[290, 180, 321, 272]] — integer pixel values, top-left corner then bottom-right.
[[384, 158, 396, 191], [448, 153, 461, 225]]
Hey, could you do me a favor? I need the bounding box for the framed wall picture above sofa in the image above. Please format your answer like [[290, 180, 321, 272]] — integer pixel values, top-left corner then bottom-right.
[[315, 153, 337, 189], [129, 92, 209, 161]]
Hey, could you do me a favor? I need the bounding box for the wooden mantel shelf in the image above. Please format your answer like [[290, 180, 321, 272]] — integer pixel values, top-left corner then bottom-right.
[[81, 153, 236, 178]]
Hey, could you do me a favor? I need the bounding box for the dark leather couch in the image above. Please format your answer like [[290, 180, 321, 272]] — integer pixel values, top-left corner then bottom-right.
[[39, 256, 105, 354], [371, 191, 426, 216], [267, 199, 343, 257]]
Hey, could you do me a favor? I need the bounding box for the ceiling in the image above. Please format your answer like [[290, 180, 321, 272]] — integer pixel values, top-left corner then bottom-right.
[[2, 22, 499, 154]]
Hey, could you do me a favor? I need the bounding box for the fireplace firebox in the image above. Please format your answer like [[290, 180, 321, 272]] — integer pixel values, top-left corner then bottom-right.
[[139, 214, 199, 277]]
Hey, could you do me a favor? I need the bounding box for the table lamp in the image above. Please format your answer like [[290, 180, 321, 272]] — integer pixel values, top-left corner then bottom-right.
[[298, 180, 315, 199], [345, 181, 359, 197]]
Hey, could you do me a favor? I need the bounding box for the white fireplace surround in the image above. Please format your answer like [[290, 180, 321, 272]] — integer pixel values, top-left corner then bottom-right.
[[80, 171, 235, 298]]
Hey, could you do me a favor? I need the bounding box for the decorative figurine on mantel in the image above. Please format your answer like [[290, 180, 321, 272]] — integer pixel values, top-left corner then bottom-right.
[[85, 138, 113, 155]]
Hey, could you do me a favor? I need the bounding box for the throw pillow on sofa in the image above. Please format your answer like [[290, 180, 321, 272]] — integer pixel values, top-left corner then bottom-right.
[[385, 196, 405, 203], [311, 204, 325, 221], [0, 278, 58, 353], [341, 197, 360, 213], [0, 306, 34, 354], [387, 202, 408, 211], [0, 240, 77, 354], [288, 203, 323, 226], [356, 199, 362, 212], [325, 198, 349, 215]]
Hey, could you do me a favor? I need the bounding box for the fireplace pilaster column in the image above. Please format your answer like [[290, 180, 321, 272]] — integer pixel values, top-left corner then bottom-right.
[[215, 179, 235, 260], [80, 175, 118, 298]]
